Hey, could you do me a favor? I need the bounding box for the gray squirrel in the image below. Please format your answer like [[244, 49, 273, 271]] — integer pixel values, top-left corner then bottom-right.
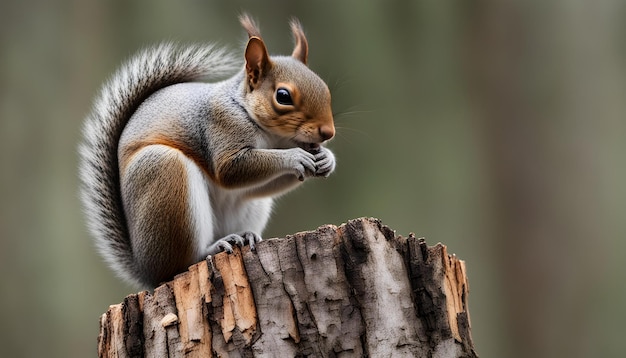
[[79, 14, 336, 288]]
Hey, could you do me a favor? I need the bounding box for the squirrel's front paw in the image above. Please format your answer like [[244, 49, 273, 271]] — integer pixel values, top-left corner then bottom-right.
[[314, 147, 336, 177], [286, 148, 317, 181]]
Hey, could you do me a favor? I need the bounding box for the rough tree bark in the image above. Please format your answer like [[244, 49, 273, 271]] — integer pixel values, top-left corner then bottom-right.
[[97, 217, 477, 357]]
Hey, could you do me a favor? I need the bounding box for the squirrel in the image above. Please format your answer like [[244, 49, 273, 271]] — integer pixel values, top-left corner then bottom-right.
[[79, 14, 336, 288]]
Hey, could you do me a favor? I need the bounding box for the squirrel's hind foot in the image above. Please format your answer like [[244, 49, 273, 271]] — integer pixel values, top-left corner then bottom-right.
[[207, 231, 263, 256]]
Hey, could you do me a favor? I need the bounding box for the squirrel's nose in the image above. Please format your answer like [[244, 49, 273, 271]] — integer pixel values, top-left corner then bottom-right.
[[319, 125, 335, 141]]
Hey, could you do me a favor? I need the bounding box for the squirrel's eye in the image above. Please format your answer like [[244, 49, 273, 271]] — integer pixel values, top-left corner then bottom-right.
[[276, 88, 293, 106]]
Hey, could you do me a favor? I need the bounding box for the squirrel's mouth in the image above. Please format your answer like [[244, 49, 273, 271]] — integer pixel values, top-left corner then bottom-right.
[[297, 142, 321, 152]]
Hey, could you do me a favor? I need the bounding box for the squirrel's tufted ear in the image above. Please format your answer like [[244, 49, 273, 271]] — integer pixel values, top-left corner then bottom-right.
[[290, 18, 308, 65], [239, 13, 261, 39], [245, 37, 272, 90]]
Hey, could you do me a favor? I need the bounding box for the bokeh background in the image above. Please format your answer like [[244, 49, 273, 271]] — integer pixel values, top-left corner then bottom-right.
[[1, 1, 625, 357]]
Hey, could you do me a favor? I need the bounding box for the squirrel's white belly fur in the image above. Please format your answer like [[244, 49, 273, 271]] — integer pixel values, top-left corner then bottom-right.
[[207, 183, 273, 253]]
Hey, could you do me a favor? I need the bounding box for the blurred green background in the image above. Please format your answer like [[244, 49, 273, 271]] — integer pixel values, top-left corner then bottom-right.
[[1, 0, 625, 357]]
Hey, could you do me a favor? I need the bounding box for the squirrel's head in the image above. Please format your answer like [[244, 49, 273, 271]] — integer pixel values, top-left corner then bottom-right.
[[240, 14, 335, 149]]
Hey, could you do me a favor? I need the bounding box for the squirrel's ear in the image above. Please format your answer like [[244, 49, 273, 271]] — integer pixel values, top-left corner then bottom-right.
[[290, 18, 308, 65], [245, 37, 272, 90]]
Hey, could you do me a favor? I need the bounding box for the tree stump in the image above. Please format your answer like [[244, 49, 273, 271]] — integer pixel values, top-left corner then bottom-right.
[[97, 217, 478, 357]]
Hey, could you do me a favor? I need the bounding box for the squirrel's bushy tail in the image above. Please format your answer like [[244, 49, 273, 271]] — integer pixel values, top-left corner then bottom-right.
[[79, 43, 239, 287]]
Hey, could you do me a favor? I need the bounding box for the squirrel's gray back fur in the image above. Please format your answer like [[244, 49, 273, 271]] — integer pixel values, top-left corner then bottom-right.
[[79, 43, 239, 286]]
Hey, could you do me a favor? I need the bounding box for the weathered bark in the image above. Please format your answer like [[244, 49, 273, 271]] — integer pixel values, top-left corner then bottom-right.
[[97, 217, 477, 357]]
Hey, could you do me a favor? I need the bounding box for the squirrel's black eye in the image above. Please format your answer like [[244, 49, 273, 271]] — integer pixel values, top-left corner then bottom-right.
[[276, 88, 293, 106]]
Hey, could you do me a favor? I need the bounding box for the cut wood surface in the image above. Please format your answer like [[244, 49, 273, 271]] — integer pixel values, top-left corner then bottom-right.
[[97, 217, 478, 357]]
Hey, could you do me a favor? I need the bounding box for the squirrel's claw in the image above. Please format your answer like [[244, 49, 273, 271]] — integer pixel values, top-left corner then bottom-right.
[[216, 240, 234, 254], [241, 231, 263, 251]]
